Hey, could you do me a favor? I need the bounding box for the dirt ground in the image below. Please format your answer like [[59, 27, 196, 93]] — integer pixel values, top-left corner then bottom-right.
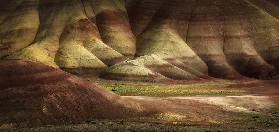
[[120, 81, 278, 128], [0, 62, 278, 131], [2, 79, 277, 131]]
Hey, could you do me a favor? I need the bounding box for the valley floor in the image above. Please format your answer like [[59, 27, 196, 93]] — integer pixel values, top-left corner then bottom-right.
[[2, 78, 279, 131]]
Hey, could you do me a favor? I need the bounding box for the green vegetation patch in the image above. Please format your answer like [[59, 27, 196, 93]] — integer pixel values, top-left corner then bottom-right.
[[105, 85, 245, 96], [0, 121, 242, 132], [86, 78, 245, 96]]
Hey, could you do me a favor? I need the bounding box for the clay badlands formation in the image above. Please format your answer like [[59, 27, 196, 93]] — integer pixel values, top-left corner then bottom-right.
[[0, 60, 144, 125], [0, 0, 279, 128], [0, 0, 278, 81]]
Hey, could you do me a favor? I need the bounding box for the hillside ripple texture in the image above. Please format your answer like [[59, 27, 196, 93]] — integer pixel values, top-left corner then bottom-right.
[[0, 0, 279, 81]]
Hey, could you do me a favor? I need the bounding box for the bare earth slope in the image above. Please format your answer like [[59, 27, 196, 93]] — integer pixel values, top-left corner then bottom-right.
[[0, 60, 145, 126], [0, 0, 278, 81]]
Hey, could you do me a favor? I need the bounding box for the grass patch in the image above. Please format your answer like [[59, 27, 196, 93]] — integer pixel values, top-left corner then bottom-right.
[[156, 112, 186, 122], [106, 84, 245, 96], [229, 107, 279, 130], [85, 77, 245, 96], [0, 121, 234, 132]]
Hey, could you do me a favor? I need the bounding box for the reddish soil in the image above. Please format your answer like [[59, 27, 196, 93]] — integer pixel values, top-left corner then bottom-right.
[[228, 80, 279, 96], [126, 96, 236, 126], [123, 79, 279, 129], [0, 60, 278, 129], [0, 60, 141, 126]]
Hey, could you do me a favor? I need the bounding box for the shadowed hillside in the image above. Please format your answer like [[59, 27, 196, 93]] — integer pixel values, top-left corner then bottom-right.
[[0, 60, 146, 126], [0, 0, 278, 81]]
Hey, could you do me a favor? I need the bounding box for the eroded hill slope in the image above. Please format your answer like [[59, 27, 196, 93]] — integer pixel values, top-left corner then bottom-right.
[[0, 0, 278, 81], [0, 60, 144, 126]]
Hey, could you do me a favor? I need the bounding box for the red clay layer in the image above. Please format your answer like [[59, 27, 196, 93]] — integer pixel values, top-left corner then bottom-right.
[[0, 60, 139, 126]]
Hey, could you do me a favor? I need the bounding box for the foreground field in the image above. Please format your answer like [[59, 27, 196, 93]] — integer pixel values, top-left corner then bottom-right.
[[3, 117, 279, 132], [1, 73, 278, 131], [32, 77, 277, 131]]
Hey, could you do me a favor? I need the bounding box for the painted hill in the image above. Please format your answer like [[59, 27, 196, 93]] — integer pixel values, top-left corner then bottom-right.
[[0, 0, 278, 81], [0, 60, 143, 126]]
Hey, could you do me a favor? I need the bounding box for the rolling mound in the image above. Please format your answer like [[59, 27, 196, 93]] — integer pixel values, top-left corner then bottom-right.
[[0, 0, 278, 81], [0, 60, 143, 126]]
